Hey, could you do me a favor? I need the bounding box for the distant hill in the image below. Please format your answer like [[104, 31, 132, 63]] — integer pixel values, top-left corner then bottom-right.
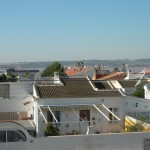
[[1, 58, 150, 69]]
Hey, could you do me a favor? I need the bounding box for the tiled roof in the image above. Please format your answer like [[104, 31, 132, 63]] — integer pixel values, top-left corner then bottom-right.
[[67, 68, 94, 78], [66, 68, 90, 76], [138, 80, 149, 87], [35, 77, 123, 98], [125, 73, 143, 80], [118, 80, 148, 88]]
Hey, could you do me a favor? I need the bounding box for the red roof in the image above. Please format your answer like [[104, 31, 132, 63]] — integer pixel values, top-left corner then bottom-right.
[[65, 68, 89, 76]]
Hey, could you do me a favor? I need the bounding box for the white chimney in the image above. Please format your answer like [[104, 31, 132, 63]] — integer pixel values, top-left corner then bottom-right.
[[54, 72, 60, 85], [124, 64, 130, 80], [144, 84, 150, 100]]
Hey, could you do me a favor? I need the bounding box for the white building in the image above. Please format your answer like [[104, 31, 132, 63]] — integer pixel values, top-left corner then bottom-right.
[[1, 75, 150, 149], [144, 83, 150, 100], [0, 69, 7, 76], [33, 75, 125, 137], [0, 82, 35, 136]]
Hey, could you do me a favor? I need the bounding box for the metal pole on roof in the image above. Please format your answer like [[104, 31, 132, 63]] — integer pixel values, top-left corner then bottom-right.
[[93, 104, 110, 121], [48, 106, 58, 123], [38, 106, 48, 124], [102, 104, 120, 120]]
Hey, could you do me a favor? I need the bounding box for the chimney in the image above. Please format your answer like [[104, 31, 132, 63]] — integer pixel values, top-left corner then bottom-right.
[[54, 72, 60, 85], [124, 64, 130, 80]]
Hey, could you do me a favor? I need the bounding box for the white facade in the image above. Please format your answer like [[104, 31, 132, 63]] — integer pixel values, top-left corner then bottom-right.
[[0, 82, 34, 115], [2, 79, 150, 150], [0, 82, 35, 135], [144, 84, 150, 100], [0, 97, 33, 112], [126, 96, 150, 112], [35, 97, 126, 137], [1, 79, 150, 149], [0, 82, 32, 99]]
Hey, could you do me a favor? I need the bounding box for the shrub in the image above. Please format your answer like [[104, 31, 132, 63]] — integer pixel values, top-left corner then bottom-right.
[[126, 122, 144, 132], [44, 123, 59, 136]]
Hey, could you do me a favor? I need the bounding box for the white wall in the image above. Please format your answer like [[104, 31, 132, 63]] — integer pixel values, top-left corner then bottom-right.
[[0, 82, 32, 99], [28, 132, 150, 150], [144, 84, 150, 100], [126, 96, 150, 112], [2, 131, 150, 150], [37, 97, 126, 136], [0, 142, 27, 150], [0, 97, 33, 112]]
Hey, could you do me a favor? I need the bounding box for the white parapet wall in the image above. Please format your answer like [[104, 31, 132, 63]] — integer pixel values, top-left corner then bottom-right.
[[1, 131, 150, 150], [28, 132, 150, 150]]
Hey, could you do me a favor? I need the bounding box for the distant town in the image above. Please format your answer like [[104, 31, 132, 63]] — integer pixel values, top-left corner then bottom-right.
[[1, 58, 150, 69]]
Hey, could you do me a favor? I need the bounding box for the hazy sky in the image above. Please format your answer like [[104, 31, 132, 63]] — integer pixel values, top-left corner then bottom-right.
[[0, 0, 150, 63]]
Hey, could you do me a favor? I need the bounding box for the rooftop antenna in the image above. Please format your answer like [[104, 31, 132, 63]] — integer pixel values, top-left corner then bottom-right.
[[103, 63, 104, 77], [85, 59, 87, 76], [124, 64, 129, 80]]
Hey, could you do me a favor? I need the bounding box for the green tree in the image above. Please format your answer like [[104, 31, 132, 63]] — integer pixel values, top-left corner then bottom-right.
[[126, 122, 144, 132], [132, 87, 144, 98], [44, 123, 59, 136], [23, 71, 30, 78], [7, 72, 15, 78], [41, 61, 67, 77], [0, 74, 7, 82], [113, 67, 120, 72], [6, 72, 18, 82], [75, 61, 84, 67]]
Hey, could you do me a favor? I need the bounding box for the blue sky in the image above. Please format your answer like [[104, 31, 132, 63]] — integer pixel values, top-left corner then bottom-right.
[[0, 0, 150, 63]]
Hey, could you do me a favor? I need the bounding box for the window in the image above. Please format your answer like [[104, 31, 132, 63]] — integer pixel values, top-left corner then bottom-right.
[[7, 130, 26, 142], [0, 84, 10, 98], [47, 111, 60, 123], [109, 108, 118, 123], [0, 131, 6, 142], [27, 130, 36, 137], [80, 110, 90, 121]]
